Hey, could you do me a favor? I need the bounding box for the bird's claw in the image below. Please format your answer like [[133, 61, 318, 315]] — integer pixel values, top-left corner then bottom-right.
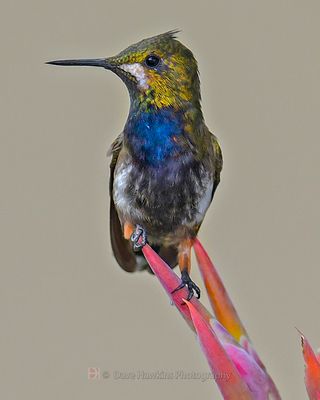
[[130, 224, 147, 251], [172, 270, 201, 301], [186, 279, 201, 301]]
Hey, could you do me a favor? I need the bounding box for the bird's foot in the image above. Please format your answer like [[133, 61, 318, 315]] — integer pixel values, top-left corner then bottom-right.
[[172, 269, 201, 301], [130, 224, 147, 251]]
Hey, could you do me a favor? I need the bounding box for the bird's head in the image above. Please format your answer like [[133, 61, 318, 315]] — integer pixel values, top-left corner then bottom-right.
[[47, 31, 201, 111]]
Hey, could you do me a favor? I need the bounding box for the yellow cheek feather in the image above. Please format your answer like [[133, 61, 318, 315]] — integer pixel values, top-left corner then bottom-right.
[[145, 62, 193, 109], [113, 50, 195, 109]]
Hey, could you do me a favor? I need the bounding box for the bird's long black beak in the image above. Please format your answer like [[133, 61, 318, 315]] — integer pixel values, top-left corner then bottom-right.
[[46, 58, 113, 69]]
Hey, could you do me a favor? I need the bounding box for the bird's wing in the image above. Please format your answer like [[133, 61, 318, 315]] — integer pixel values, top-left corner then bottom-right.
[[185, 124, 223, 194], [108, 133, 140, 272], [210, 132, 223, 198], [194, 126, 223, 200]]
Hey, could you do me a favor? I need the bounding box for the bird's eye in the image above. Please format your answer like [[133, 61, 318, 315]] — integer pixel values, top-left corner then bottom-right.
[[145, 54, 160, 68]]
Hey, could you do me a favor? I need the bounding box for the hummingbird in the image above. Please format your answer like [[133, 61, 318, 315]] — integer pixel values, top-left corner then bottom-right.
[[47, 31, 223, 300]]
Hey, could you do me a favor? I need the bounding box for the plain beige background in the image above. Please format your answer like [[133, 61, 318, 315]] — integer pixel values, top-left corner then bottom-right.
[[1, 0, 319, 399]]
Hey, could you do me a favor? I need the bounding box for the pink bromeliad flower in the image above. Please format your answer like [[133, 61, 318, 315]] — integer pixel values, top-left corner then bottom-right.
[[299, 331, 320, 400], [142, 239, 281, 399]]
